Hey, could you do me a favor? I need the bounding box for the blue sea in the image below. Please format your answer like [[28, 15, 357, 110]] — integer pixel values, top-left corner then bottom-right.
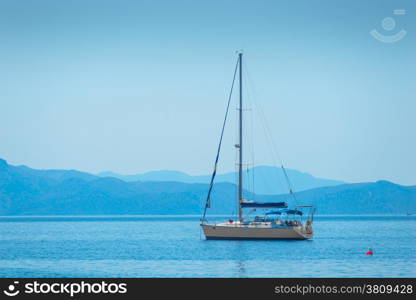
[[0, 215, 415, 277]]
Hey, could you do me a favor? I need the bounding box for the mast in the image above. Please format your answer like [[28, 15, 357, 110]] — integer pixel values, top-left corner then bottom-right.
[[238, 52, 243, 222]]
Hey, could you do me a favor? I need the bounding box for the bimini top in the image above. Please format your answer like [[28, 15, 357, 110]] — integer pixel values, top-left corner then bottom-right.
[[241, 202, 288, 208], [266, 209, 303, 216]]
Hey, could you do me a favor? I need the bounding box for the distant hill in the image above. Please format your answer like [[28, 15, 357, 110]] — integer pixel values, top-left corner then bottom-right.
[[261, 180, 416, 215], [98, 165, 345, 194], [0, 158, 415, 215]]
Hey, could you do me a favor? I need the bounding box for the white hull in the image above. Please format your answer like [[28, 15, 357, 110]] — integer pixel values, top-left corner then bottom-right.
[[201, 223, 313, 240]]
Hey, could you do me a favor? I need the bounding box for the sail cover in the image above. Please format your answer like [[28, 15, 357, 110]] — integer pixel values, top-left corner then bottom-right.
[[266, 209, 303, 215], [241, 202, 288, 208]]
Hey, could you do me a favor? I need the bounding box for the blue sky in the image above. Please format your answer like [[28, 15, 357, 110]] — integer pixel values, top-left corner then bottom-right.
[[0, 0, 415, 185]]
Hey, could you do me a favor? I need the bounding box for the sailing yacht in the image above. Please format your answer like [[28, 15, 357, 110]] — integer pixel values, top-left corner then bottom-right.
[[200, 52, 316, 240]]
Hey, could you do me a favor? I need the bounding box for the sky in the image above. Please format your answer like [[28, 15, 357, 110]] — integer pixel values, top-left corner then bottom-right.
[[0, 0, 415, 185]]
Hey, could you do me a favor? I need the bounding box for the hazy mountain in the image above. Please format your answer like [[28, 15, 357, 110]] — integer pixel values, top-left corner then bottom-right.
[[98, 165, 345, 194], [0, 158, 415, 215], [98, 170, 193, 183], [261, 180, 416, 215]]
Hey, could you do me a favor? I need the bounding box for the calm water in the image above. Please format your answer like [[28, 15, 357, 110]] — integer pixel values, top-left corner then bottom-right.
[[0, 215, 415, 277]]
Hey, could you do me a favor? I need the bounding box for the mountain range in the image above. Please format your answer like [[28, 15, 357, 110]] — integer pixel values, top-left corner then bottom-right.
[[98, 166, 344, 195], [0, 158, 415, 215]]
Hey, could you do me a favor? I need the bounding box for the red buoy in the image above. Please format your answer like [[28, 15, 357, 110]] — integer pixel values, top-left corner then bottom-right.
[[365, 248, 374, 255]]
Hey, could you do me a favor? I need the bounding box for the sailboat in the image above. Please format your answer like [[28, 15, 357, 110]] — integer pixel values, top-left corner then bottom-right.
[[200, 52, 316, 240]]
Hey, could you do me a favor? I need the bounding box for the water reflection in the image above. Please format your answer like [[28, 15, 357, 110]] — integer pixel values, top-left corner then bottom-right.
[[236, 260, 246, 277], [234, 241, 248, 277]]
